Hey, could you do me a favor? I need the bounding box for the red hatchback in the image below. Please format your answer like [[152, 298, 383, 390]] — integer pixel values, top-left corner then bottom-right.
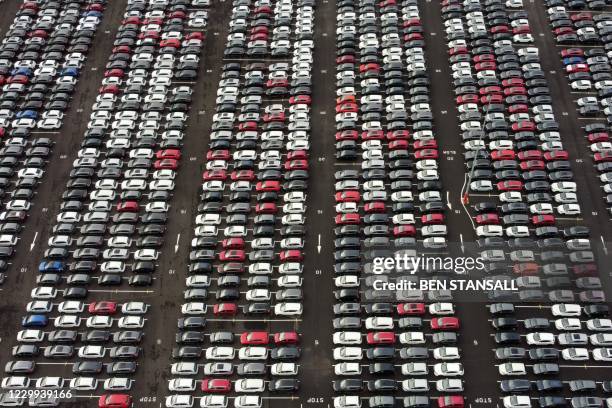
[[240, 331, 269, 345], [201, 379, 232, 393], [431, 317, 460, 330], [364, 202, 386, 213], [335, 191, 360, 202], [88, 301, 117, 315], [256, 181, 280, 192], [414, 149, 438, 159], [335, 213, 360, 225], [274, 331, 299, 344], [366, 332, 395, 345], [497, 180, 523, 191], [117, 201, 139, 212], [438, 396, 464, 408], [202, 170, 227, 181], [255, 203, 277, 214], [154, 159, 178, 169], [213, 303, 237, 316], [532, 215, 555, 226], [222, 238, 244, 249], [475, 213, 500, 225], [393, 225, 416, 237], [98, 394, 132, 408], [219, 250, 245, 262], [422, 213, 444, 224], [156, 149, 181, 160], [543, 151, 569, 161], [279, 250, 303, 262], [397, 303, 425, 315]]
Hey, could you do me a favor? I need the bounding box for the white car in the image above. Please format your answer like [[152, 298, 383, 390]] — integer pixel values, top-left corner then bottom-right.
[[274, 302, 303, 316], [499, 362, 526, 376], [551, 304, 581, 317], [333, 347, 363, 360], [166, 395, 194, 408]]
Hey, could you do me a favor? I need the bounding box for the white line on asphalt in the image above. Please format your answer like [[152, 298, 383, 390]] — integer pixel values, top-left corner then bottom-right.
[[30, 232, 38, 250]]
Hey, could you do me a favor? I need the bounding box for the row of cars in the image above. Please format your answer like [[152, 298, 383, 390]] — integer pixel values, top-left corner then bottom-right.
[[544, 2, 612, 216], [0, 0, 106, 282], [164, 0, 315, 406], [0, 0, 207, 406], [490, 302, 612, 408], [332, 0, 468, 407]]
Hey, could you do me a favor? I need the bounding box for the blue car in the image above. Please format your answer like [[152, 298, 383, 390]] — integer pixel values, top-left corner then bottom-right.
[[60, 68, 79, 77], [22, 314, 48, 327], [563, 57, 584, 65], [82, 10, 102, 17], [10, 68, 32, 77], [16, 110, 38, 120], [38, 261, 64, 273]]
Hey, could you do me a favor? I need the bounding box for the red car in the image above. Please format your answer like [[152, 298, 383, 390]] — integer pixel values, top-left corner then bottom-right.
[[284, 160, 308, 170], [490, 25, 509, 34], [156, 149, 181, 160], [231, 170, 255, 181], [289, 95, 311, 105], [336, 103, 358, 113], [219, 250, 245, 262], [511, 121, 535, 132], [438, 396, 464, 408], [154, 159, 178, 169], [389, 140, 409, 150], [256, 181, 280, 192], [403, 18, 421, 27], [431, 317, 460, 330], [520, 160, 545, 171], [414, 149, 438, 159], [503, 86, 526, 96], [222, 238, 244, 249], [160, 38, 180, 48], [274, 332, 299, 344], [456, 94, 478, 104], [359, 63, 380, 73], [336, 95, 356, 104], [475, 61, 496, 71], [518, 150, 543, 160], [502, 78, 525, 87], [240, 331, 269, 345], [335, 213, 360, 225], [238, 121, 258, 131], [554, 27, 574, 35], [393, 225, 416, 237], [532, 215, 555, 226], [279, 250, 303, 262], [287, 150, 308, 160], [336, 130, 358, 141], [566, 63, 589, 73], [213, 303, 237, 316], [587, 133, 610, 143], [201, 379, 232, 393], [88, 301, 117, 315], [513, 263, 539, 275], [473, 54, 494, 62], [480, 93, 504, 104], [491, 150, 516, 161], [117, 201, 139, 212], [336, 55, 355, 64], [202, 170, 227, 181], [421, 213, 444, 224], [186, 32, 204, 40], [479, 86, 501, 95], [266, 78, 288, 88], [99, 85, 119, 94], [508, 104, 529, 114], [361, 130, 384, 140], [104, 69, 124, 78], [573, 264, 598, 276], [497, 180, 523, 191], [98, 394, 132, 408], [364, 202, 386, 213], [206, 150, 230, 160], [397, 303, 425, 315], [263, 112, 285, 122], [513, 25, 531, 34], [366, 332, 395, 345], [543, 151, 568, 161], [335, 191, 360, 202], [560, 48, 584, 58], [594, 151, 612, 162], [255, 203, 277, 214], [475, 213, 500, 225]]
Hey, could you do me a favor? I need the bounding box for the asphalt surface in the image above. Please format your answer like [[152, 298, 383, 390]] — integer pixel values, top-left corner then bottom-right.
[[0, 0, 611, 406]]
